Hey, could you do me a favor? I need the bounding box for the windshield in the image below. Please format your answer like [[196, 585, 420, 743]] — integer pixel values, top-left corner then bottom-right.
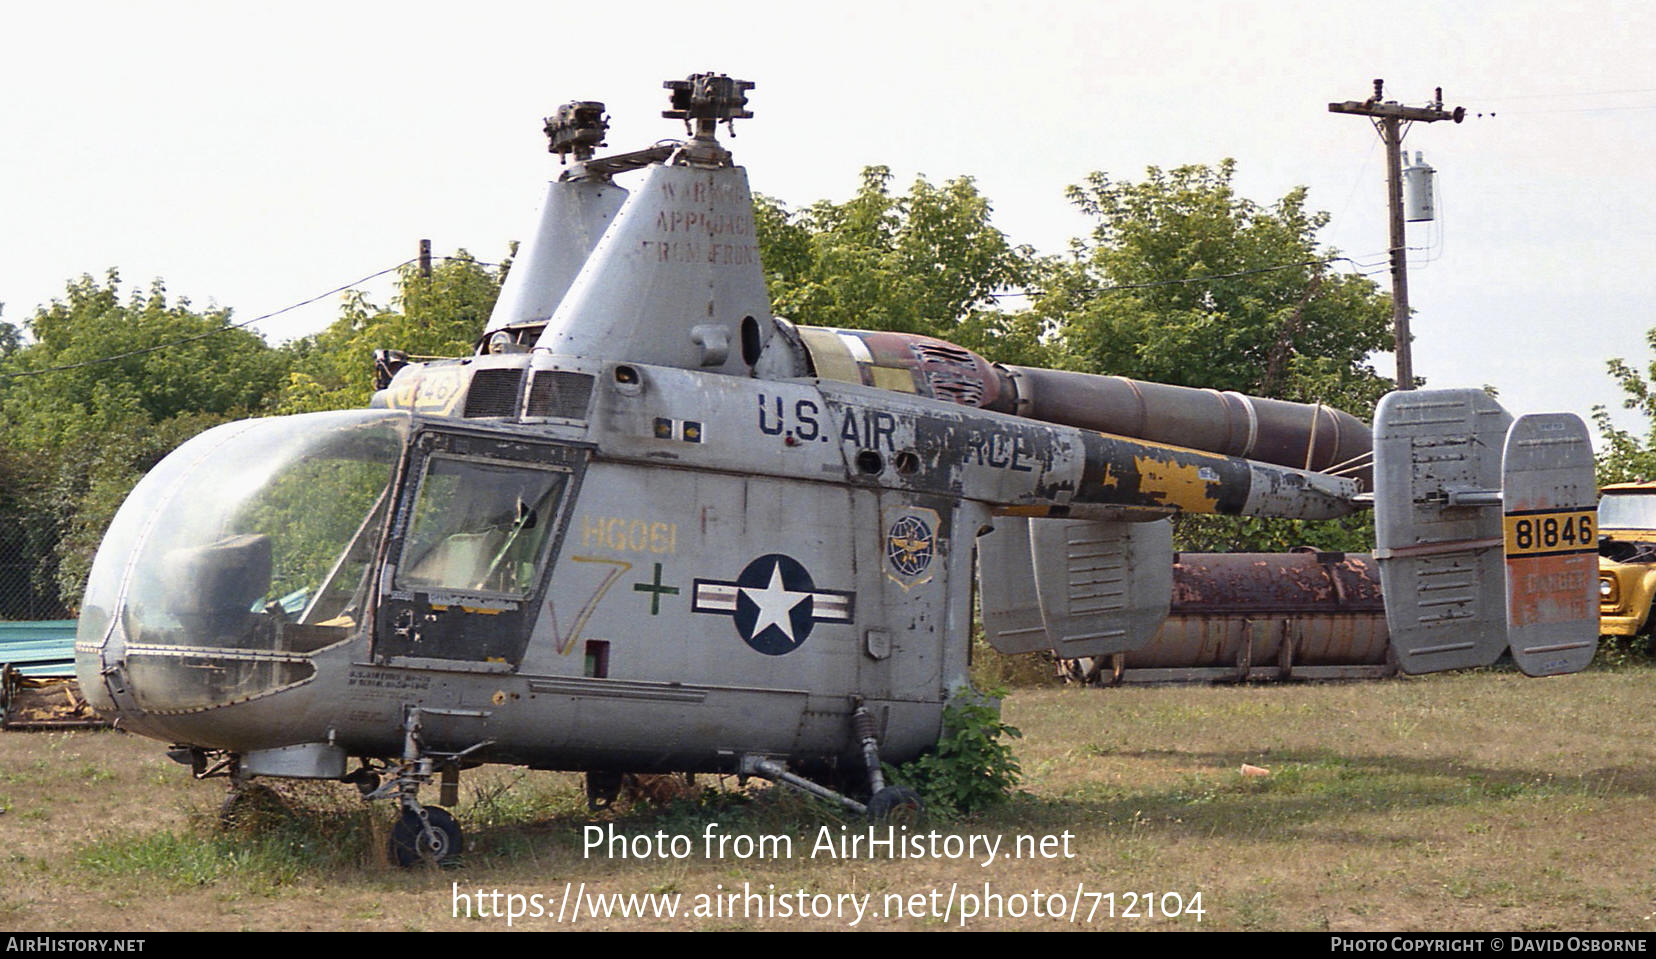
[[1600, 491, 1656, 531], [77, 410, 408, 712]]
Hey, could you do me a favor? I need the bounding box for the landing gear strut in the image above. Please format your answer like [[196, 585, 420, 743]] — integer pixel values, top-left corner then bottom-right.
[[853, 699, 922, 823], [738, 698, 924, 822], [363, 707, 491, 867]]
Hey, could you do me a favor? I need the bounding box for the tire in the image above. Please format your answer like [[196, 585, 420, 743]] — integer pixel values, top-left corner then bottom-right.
[[867, 785, 923, 824], [390, 806, 462, 867]]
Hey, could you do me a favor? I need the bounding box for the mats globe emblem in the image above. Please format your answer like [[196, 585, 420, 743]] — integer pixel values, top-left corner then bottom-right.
[[884, 508, 939, 588]]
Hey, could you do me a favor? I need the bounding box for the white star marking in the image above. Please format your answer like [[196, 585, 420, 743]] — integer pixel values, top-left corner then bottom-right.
[[742, 560, 809, 643]]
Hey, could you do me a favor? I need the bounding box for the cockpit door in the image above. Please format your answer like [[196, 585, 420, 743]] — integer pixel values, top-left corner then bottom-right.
[[373, 430, 588, 667]]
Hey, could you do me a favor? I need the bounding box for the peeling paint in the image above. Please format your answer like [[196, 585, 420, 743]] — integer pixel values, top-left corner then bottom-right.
[[1132, 455, 1221, 512]]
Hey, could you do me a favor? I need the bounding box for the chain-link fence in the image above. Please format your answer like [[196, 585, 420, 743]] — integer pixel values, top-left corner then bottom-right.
[[0, 504, 70, 621]]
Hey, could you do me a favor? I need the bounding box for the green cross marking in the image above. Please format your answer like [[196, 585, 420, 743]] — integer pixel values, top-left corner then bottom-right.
[[633, 562, 680, 614]]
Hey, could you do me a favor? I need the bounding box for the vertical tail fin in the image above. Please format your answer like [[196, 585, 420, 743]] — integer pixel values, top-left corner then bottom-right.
[[1500, 413, 1599, 675], [1373, 389, 1597, 676]]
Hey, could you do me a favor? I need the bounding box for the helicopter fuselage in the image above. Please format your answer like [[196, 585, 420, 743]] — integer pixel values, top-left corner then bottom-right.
[[75, 339, 1363, 783]]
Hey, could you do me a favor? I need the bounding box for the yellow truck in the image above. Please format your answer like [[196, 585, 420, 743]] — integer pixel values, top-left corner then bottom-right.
[[1598, 482, 1656, 636]]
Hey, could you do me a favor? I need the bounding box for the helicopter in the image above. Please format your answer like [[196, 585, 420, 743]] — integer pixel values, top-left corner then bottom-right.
[[73, 73, 1600, 866]]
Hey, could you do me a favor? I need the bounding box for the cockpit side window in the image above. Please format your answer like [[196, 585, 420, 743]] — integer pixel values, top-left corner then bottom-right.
[[398, 455, 569, 597]]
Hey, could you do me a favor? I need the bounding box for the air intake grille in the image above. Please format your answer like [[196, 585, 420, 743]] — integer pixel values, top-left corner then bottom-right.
[[463, 369, 525, 418], [526, 371, 595, 420]]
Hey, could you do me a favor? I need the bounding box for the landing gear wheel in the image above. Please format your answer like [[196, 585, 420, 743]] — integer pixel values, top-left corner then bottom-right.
[[586, 770, 623, 811], [343, 766, 380, 798], [390, 806, 462, 867], [867, 785, 923, 824]]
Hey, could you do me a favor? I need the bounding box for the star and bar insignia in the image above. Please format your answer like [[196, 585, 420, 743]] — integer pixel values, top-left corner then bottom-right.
[[692, 553, 854, 655]]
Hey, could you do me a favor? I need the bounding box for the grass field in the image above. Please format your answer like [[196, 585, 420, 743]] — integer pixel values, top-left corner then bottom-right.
[[4, 665, 1656, 931]]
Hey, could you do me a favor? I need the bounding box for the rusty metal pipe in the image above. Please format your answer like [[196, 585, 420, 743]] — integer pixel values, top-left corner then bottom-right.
[[1122, 552, 1390, 670], [1064, 551, 1392, 682], [792, 327, 1373, 486]]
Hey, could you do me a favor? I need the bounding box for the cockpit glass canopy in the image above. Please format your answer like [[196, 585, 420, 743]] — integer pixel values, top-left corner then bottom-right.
[[78, 410, 408, 712]]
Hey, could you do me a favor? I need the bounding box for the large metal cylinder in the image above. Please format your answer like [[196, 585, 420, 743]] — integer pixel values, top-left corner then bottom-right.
[[792, 327, 1373, 487], [999, 366, 1372, 484], [1064, 550, 1393, 684]]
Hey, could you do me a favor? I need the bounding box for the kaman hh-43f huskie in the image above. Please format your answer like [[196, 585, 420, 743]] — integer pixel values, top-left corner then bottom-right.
[[74, 73, 1600, 865]]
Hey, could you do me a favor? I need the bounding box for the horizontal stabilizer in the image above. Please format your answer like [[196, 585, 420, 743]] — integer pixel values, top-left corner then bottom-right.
[[978, 517, 1051, 655], [977, 517, 1172, 658], [1029, 518, 1172, 658]]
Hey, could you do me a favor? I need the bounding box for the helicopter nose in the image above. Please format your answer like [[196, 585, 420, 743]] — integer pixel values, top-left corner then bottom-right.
[[72, 640, 116, 716]]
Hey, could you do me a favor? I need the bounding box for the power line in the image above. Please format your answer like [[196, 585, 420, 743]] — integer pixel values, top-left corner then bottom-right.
[[991, 255, 1375, 299], [1333, 131, 1381, 227], [1498, 103, 1656, 116], [1462, 86, 1656, 102], [0, 258, 501, 382]]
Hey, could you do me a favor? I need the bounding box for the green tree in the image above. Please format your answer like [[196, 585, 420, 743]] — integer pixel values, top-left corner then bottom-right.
[[1594, 326, 1656, 484], [0, 318, 19, 358], [8, 273, 287, 424], [278, 253, 503, 413], [755, 167, 1048, 364], [0, 272, 290, 612], [1033, 160, 1394, 413], [0, 449, 60, 619], [1027, 162, 1392, 553]]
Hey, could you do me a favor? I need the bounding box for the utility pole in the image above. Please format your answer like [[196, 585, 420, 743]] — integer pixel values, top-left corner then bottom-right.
[[1329, 79, 1463, 390]]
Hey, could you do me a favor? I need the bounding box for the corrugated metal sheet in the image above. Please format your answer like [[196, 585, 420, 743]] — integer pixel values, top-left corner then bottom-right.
[[0, 620, 77, 677]]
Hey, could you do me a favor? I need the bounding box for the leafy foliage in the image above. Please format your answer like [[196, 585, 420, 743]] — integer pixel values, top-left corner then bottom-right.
[[755, 167, 1049, 365], [9, 273, 288, 423], [0, 450, 62, 618], [1031, 160, 1394, 413], [0, 273, 290, 613], [887, 693, 1024, 816], [1594, 327, 1656, 484], [277, 253, 503, 414], [1172, 513, 1377, 556]]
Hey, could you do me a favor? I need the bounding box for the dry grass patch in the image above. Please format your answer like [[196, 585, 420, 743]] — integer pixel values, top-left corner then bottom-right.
[[3, 666, 1655, 930]]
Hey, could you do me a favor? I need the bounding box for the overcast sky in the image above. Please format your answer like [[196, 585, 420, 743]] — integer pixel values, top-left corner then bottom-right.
[[4, 0, 1653, 437]]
